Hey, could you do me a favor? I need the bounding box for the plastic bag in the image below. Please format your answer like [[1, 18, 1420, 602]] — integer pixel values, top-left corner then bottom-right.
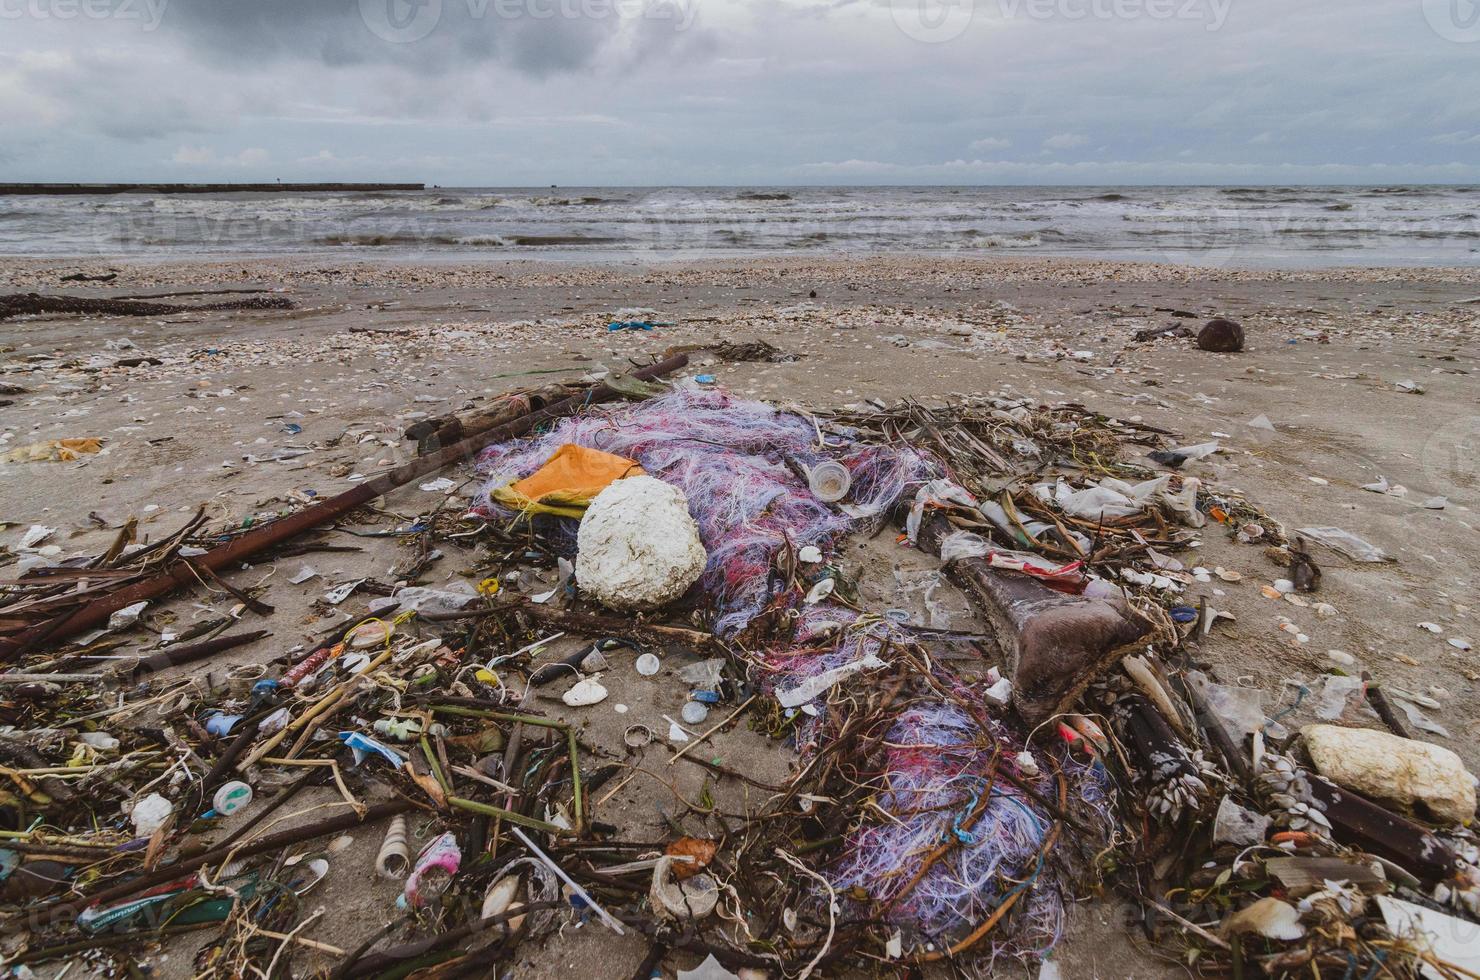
[[1297, 526, 1393, 563], [492, 444, 644, 519]]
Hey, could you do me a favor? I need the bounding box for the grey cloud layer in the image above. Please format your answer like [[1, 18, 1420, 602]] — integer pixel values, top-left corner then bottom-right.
[[0, 0, 1477, 183]]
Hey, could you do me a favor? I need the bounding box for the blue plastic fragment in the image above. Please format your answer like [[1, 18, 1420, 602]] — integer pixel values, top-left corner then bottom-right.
[[1170, 606, 1198, 623], [339, 732, 403, 767]]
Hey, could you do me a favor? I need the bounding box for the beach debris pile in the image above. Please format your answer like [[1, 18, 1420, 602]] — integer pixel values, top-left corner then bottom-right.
[[0, 359, 1475, 978]]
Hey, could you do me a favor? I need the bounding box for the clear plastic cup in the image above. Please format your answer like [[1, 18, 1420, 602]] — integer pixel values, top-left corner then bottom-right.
[[807, 461, 851, 502]]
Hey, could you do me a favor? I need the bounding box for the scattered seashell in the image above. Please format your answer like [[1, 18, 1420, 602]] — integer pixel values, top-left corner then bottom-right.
[[481, 875, 527, 931], [1216, 567, 1242, 582], [804, 578, 835, 604], [1418, 622, 1443, 634]]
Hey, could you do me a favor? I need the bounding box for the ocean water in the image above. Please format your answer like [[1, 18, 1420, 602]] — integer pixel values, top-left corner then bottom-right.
[[1, 185, 1476, 268]]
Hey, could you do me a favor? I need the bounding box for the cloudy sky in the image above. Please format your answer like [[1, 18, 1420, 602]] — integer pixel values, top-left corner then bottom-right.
[[2, 0, 1478, 185]]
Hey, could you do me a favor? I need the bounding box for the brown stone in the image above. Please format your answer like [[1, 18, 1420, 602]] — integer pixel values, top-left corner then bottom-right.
[[1197, 316, 1245, 352]]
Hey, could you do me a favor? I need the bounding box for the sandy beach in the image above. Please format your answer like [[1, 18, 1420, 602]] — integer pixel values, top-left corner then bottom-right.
[[2, 252, 1478, 976]]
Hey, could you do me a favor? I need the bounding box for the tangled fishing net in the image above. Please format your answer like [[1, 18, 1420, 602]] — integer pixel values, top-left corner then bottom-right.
[[828, 699, 1068, 962], [473, 387, 1110, 965], [474, 388, 938, 636]]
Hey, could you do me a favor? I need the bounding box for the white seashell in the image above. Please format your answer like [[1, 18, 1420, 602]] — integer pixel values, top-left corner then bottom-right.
[[482, 875, 526, 930]]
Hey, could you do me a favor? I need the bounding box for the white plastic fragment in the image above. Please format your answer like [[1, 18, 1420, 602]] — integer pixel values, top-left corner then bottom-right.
[[108, 601, 148, 631], [18, 525, 55, 549], [1297, 527, 1392, 563], [562, 677, 609, 707], [1376, 896, 1480, 980], [676, 955, 741, 980], [532, 557, 573, 604], [130, 793, 174, 837], [1213, 795, 1271, 846], [776, 654, 886, 708], [983, 676, 1013, 708], [1222, 897, 1305, 940]]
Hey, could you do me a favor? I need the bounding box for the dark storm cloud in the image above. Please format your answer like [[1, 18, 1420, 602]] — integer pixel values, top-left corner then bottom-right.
[[158, 0, 628, 75]]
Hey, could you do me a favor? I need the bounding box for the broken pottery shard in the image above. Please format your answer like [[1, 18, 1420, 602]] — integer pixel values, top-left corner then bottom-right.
[[920, 515, 1152, 725], [1302, 724, 1476, 826]]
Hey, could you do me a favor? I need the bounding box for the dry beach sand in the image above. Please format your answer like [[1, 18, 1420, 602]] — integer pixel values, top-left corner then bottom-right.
[[1, 253, 1478, 977]]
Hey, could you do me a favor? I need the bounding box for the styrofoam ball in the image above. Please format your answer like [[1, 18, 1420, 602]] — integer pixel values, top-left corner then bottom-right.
[[576, 476, 707, 610]]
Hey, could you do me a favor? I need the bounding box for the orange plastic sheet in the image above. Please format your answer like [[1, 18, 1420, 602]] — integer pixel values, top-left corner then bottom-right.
[[491, 443, 644, 518]]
